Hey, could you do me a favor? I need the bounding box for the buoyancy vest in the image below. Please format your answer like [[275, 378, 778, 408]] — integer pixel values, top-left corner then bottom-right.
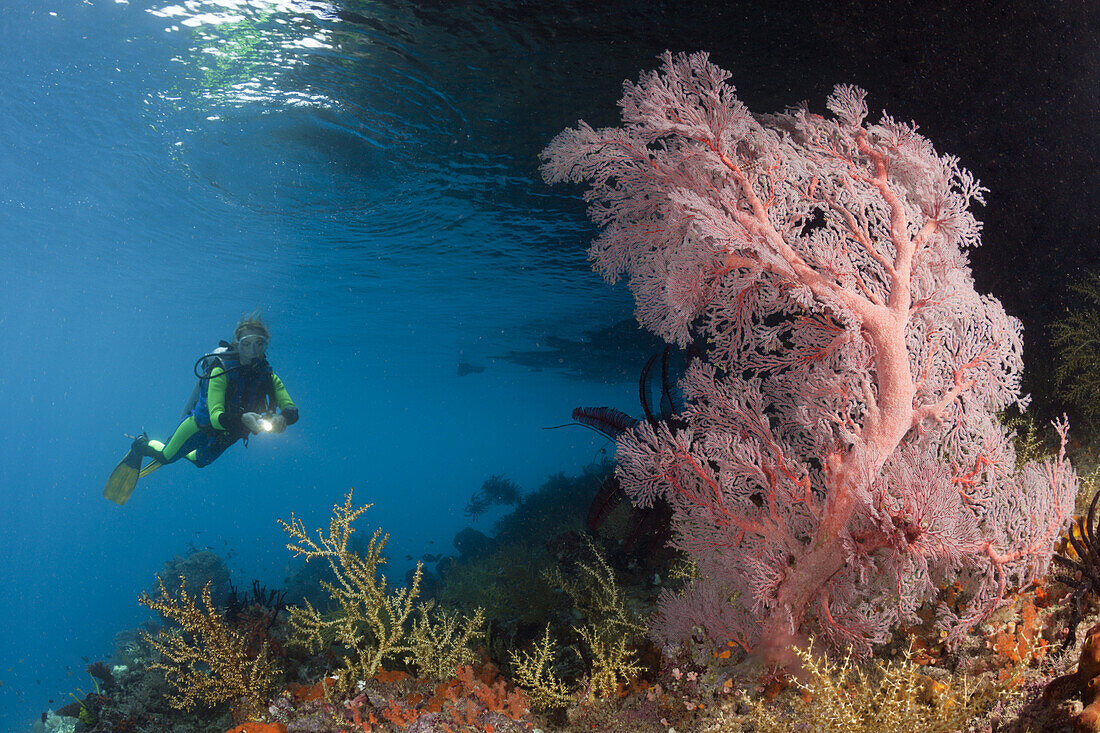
[[191, 351, 277, 432]]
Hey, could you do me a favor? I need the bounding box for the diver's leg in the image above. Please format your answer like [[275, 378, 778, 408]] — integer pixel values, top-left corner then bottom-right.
[[191, 434, 237, 468], [144, 417, 206, 466]]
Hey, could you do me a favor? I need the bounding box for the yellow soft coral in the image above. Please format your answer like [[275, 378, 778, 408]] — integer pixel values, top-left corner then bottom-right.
[[735, 638, 1018, 732], [278, 489, 422, 692], [508, 624, 574, 711], [542, 537, 646, 700], [544, 537, 645, 641], [576, 623, 644, 698], [404, 602, 485, 681], [138, 575, 278, 720]]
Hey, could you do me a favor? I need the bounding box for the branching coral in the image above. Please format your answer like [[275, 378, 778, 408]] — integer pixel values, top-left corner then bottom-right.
[[543, 537, 647, 700], [138, 575, 279, 720], [404, 602, 486, 682], [575, 623, 644, 698], [279, 489, 486, 694], [508, 625, 574, 711], [545, 536, 646, 641], [278, 489, 422, 692], [735, 639, 1018, 732]]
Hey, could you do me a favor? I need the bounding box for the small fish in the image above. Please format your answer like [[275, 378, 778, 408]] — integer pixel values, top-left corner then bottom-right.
[[457, 362, 486, 376]]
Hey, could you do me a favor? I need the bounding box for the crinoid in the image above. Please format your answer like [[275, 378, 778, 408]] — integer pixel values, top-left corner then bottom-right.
[[1053, 490, 1100, 647], [571, 346, 694, 555]]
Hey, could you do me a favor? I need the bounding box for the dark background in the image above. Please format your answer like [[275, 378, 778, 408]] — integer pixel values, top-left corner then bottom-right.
[[392, 0, 1097, 412]]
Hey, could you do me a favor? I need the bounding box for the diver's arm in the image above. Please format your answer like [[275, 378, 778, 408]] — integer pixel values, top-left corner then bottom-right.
[[207, 367, 244, 433], [271, 373, 299, 425]]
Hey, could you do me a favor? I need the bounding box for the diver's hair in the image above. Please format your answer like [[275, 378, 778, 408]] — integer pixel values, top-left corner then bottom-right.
[[234, 311, 270, 342]]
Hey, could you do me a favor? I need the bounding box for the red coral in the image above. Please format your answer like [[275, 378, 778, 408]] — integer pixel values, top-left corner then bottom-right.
[[456, 665, 530, 720], [994, 600, 1046, 665], [286, 676, 335, 703], [345, 663, 532, 731], [374, 669, 412, 685], [225, 724, 287, 733], [380, 700, 420, 727]]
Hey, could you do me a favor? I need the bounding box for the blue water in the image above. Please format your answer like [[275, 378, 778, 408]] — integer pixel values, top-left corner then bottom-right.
[[1, 1, 1095, 729], [0, 2, 644, 728]]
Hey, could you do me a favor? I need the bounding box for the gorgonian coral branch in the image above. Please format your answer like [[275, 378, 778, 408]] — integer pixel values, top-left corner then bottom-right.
[[542, 50, 1077, 668]]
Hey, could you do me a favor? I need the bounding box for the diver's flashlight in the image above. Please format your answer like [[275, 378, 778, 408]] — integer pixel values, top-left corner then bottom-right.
[[259, 418, 273, 432]]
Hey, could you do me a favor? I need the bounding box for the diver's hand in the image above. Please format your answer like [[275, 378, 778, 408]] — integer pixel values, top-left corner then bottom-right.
[[241, 412, 264, 435], [269, 414, 287, 433]]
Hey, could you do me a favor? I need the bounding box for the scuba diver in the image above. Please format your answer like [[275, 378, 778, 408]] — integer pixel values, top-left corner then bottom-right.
[[104, 313, 299, 505]]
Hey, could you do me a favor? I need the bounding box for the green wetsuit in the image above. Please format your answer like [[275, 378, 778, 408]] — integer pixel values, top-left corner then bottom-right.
[[146, 366, 297, 467]]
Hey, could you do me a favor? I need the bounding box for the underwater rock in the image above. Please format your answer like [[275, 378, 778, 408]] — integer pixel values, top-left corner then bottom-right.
[[435, 556, 459, 582], [42, 710, 75, 733], [53, 700, 82, 718], [156, 550, 232, 609], [453, 527, 493, 559], [112, 628, 150, 669], [1039, 620, 1100, 732]]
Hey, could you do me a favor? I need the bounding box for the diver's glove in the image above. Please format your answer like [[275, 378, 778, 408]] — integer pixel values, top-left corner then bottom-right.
[[268, 414, 287, 433], [218, 412, 245, 435], [282, 405, 299, 426], [241, 412, 264, 435]]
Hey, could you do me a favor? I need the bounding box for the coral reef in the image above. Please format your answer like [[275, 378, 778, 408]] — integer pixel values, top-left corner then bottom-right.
[[279, 490, 425, 692], [278, 490, 485, 695], [463, 474, 521, 521], [159, 550, 234, 610], [492, 466, 608, 546], [42, 454, 1100, 733], [542, 49, 1079, 670], [138, 575, 280, 722], [732, 640, 1020, 732]]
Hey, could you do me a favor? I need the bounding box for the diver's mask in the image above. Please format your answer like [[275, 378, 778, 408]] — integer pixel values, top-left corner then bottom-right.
[[237, 333, 268, 365]]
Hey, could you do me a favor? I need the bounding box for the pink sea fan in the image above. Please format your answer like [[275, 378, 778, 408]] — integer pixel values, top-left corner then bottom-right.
[[542, 51, 1077, 668]]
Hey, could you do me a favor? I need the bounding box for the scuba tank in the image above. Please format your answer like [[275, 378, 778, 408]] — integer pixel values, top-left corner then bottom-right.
[[182, 340, 234, 419]]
